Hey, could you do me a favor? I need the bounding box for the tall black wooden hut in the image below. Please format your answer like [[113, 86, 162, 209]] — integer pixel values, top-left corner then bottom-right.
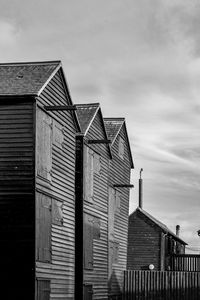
[[0, 61, 80, 299], [127, 207, 187, 271], [75, 103, 112, 300], [104, 118, 134, 299]]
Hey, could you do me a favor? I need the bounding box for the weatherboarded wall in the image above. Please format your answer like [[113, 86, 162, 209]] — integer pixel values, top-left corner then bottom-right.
[[108, 124, 132, 298], [35, 70, 77, 299], [0, 99, 35, 299], [127, 210, 161, 271], [83, 110, 110, 300]]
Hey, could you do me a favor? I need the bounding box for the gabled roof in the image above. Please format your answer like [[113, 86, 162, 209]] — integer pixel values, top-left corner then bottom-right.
[[104, 117, 134, 168], [104, 118, 124, 144], [130, 207, 187, 245], [0, 60, 80, 132], [0, 60, 61, 96], [76, 103, 112, 158], [76, 103, 100, 135]]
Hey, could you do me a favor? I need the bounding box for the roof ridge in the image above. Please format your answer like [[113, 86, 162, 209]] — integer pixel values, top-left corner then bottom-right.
[[0, 60, 61, 66], [104, 117, 125, 121], [76, 102, 100, 108]]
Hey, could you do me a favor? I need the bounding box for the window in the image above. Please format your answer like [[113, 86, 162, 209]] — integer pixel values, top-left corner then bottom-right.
[[83, 146, 102, 203], [83, 213, 101, 269], [36, 192, 63, 262], [37, 108, 52, 181], [118, 136, 125, 159]]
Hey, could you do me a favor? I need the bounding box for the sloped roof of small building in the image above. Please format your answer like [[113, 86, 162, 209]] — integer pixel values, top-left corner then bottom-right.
[[104, 117, 134, 168], [130, 207, 187, 245], [0, 60, 61, 96]]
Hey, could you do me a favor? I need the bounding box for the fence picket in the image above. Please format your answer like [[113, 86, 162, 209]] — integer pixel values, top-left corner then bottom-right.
[[124, 270, 200, 300]]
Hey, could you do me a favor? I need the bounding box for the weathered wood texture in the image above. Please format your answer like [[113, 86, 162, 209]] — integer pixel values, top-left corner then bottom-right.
[[108, 124, 132, 297], [123, 270, 200, 300], [0, 100, 35, 299], [170, 254, 200, 272], [35, 70, 77, 299], [83, 110, 110, 300], [127, 211, 161, 271]]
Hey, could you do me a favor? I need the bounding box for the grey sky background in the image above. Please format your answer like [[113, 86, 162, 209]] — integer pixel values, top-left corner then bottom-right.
[[1, 0, 200, 251]]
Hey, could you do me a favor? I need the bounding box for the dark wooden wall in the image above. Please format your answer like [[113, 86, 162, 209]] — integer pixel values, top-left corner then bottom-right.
[[82, 110, 110, 300], [108, 124, 132, 297], [35, 70, 77, 299], [127, 211, 161, 271], [0, 99, 35, 299]]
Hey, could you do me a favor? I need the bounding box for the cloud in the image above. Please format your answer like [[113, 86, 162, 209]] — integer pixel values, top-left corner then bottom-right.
[[0, 19, 19, 46], [0, 0, 199, 248]]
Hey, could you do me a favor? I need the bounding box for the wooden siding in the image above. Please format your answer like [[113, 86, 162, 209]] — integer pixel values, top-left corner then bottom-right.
[[123, 270, 200, 300], [108, 124, 132, 297], [83, 110, 110, 300], [0, 100, 35, 299], [127, 211, 161, 271], [35, 70, 77, 300]]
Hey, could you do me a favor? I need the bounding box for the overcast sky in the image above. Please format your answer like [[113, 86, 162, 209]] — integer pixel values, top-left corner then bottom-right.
[[1, 0, 200, 251]]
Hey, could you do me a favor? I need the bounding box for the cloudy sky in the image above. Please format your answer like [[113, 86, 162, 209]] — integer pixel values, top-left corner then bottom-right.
[[1, 0, 200, 251]]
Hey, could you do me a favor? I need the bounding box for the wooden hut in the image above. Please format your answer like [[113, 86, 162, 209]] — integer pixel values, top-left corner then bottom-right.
[[127, 207, 187, 271], [104, 118, 134, 299], [0, 61, 80, 299], [75, 103, 112, 300]]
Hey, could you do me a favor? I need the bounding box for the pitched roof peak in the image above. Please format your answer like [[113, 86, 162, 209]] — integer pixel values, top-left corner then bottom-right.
[[0, 60, 61, 96], [133, 207, 187, 245], [76, 103, 100, 134]]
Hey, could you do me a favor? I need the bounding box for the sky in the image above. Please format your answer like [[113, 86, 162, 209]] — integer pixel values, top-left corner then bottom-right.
[[0, 0, 200, 252]]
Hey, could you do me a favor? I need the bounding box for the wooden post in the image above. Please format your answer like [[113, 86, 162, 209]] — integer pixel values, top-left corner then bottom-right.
[[75, 135, 84, 300]]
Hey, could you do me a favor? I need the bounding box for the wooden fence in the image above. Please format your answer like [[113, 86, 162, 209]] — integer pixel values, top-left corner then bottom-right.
[[123, 270, 200, 300], [170, 254, 200, 272]]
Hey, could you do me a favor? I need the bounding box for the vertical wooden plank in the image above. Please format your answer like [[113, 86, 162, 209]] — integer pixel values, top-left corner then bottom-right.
[[52, 199, 63, 225], [108, 187, 115, 241], [37, 279, 50, 300], [84, 214, 93, 269], [36, 108, 52, 181], [83, 146, 94, 202], [53, 119, 64, 149], [36, 192, 51, 262], [160, 233, 165, 271], [93, 217, 101, 240], [93, 152, 101, 175]]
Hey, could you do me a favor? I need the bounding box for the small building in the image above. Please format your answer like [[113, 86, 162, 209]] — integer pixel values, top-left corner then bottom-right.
[[127, 207, 187, 271], [0, 61, 80, 299], [104, 118, 134, 299], [75, 103, 112, 300]]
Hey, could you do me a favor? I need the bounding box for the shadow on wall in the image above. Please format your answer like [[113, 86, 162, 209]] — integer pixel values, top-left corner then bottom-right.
[[108, 270, 122, 300]]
